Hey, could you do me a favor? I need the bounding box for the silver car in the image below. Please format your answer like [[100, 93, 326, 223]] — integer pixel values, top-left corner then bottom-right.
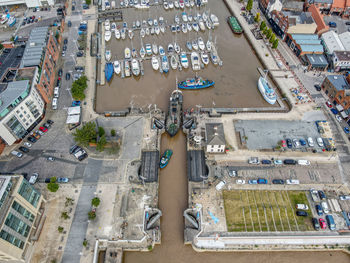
[[292, 139, 300, 148]]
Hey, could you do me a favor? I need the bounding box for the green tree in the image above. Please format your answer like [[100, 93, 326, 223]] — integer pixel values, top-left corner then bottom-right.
[[88, 210, 96, 220], [266, 28, 272, 39], [91, 197, 101, 207], [263, 27, 269, 35], [98, 127, 105, 137], [58, 226, 64, 233], [61, 212, 70, 220], [111, 129, 116, 137], [272, 39, 279, 49], [260, 21, 266, 31], [270, 33, 276, 43], [73, 121, 96, 146], [71, 76, 88, 100], [96, 135, 107, 152], [254, 12, 260, 23], [47, 177, 59, 192], [83, 239, 88, 247], [0, 43, 3, 50], [246, 0, 253, 12], [85, 0, 91, 4]]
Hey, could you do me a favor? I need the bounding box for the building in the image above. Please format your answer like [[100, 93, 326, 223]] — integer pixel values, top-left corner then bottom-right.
[[321, 30, 345, 54], [304, 53, 329, 70], [309, 4, 330, 35], [205, 123, 226, 153], [304, 0, 333, 13], [285, 34, 324, 57], [0, 73, 45, 146], [322, 74, 350, 111], [21, 26, 59, 104], [339, 32, 350, 50], [333, 51, 350, 71], [259, 0, 283, 16], [0, 0, 55, 8], [282, 0, 304, 12], [0, 175, 46, 262], [330, 0, 346, 15]]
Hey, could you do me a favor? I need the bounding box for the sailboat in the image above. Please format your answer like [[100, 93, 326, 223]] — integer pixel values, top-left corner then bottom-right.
[[192, 39, 199, 51], [186, 41, 192, 50], [105, 19, 110, 31], [115, 29, 121, 39], [114, 60, 121, 75], [187, 23, 192, 32], [191, 52, 200, 71], [175, 15, 180, 24], [210, 14, 219, 27], [128, 29, 134, 39], [169, 1, 174, 8], [185, 0, 190, 7], [111, 22, 116, 31], [131, 59, 140, 76], [121, 28, 126, 39], [182, 23, 187, 33], [192, 23, 199, 32], [182, 12, 188, 22], [151, 55, 160, 70], [160, 24, 166, 33], [159, 45, 165, 55], [150, 27, 155, 35], [105, 50, 112, 61], [146, 43, 153, 56], [124, 60, 131, 77], [140, 46, 146, 58], [174, 0, 180, 8], [206, 40, 212, 51], [155, 26, 160, 35], [179, 0, 185, 9], [164, 1, 169, 9], [188, 14, 193, 22], [132, 48, 137, 58], [174, 42, 180, 54], [199, 19, 206, 31], [145, 27, 150, 35], [140, 28, 145, 38]]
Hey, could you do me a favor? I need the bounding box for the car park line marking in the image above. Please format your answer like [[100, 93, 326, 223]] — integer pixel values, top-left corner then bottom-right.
[[279, 191, 292, 231], [239, 191, 247, 232], [246, 190, 255, 232], [272, 192, 285, 231], [252, 191, 262, 232], [257, 191, 270, 232], [264, 191, 278, 232]]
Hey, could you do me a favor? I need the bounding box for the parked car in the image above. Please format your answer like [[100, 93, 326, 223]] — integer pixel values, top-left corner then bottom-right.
[[326, 215, 336, 230], [69, 144, 80, 154], [28, 136, 37, 143], [314, 84, 321, 91], [272, 179, 284, 184], [57, 177, 69, 183], [257, 178, 267, 184], [274, 159, 283, 165], [307, 137, 314, 147], [248, 179, 258, 185], [68, 20, 72, 27], [328, 21, 337, 27], [52, 98, 58, 110], [76, 51, 84, 57], [317, 137, 324, 147], [32, 132, 40, 139], [47, 156, 55, 161], [24, 142, 32, 148], [292, 139, 300, 148], [297, 159, 310, 166], [331, 108, 338, 114], [72, 100, 81, 106], [344, 127, 350, 134], [296, 211, 308, 217], [29, 173, 38, 184], [283, 159, 296, 165], [336, 115, 342, 123], [319, 218, 327, 229], [58, 68, 63, 76], [286, 138, 292, 148], [39, 126, 48, 132], [261, 159, 272, 164], [315, 204, 323, 216], [66, 72, 71, 80], [281, 140, 287, 147], [318, 190, 326, 200], [63, 45, 67, 51], [299, 139, 307, 146], [339, 195, 350, 200], [236, 179, 245, 184], [248, 157, 260, 164], [312, 218, 320, 230], [11, 150, 23, 158], [47, 119, 54, 125], [321, 201, 329, 214], [19, 146, 29, 153], [326, 101, 333, 108], [43, 123, 51, 129], [296, 204, 309, 210], [78, 152, 88, 161], [286, 179, 300, 185], [64, 38, 68, 45], [45, 178, 51, 183], [37, 130, 44, 136], [215, 180, 226, 191]]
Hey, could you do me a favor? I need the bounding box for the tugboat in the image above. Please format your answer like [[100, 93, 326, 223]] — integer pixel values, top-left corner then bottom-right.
[[159, 149, 173, 168], [178, 76, 214, 90], [166, 90, 183, 137]]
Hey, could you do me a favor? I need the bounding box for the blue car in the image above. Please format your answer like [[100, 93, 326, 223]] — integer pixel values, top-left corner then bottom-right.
[[331, 108, 338, 115], [72, 100, 81, 107], [299, 139, 307, 146], [344, 127, 350, 134], [315, 204, 323, 216], [248, 180, 258, 185], [258, 178, 268, 184]]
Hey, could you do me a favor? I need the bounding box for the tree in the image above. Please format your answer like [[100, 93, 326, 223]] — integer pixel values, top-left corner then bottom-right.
[[88, 210, 96, 220], [58, 226, 64, 233], [254, 12, 260, 23], [98, 127, 105, 137], [111, 129, 116, 137], [270, 33, 276, 43], [263, 27, 269, 35], [266, 28, 272, 39], [71, 76, 88, 100], [260, 21, 266, 31], [272, 39, 279, 49], [96, 135, 107, 152], [85, 0, 91, 4], [47, 177, 59, 192], [73, 121, 96, 146], [246, 0, 253, 12], [0, 43, 3, 50], [61, 212, 70, 220], [91, 197, 101, 207], [83, 239, 88, 247]]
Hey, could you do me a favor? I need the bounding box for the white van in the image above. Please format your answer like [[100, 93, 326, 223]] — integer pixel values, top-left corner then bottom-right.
[[54, 87, 60, 98], [216, 180, 226, 191], [298, 159, 310, 166], [52, 98, 58, 110], [286, 179, 300, 185], [29, 173, 38, 184], [321, 201, 329, 214]]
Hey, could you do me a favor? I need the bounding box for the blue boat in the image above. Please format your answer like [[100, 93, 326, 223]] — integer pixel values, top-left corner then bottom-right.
[[105, 63, 114, 82], [178, 76, 214, 90], [159, 149, 173, 168]]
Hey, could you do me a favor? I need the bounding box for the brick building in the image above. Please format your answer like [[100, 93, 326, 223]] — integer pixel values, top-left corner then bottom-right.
[[322, 74, 350, 111]]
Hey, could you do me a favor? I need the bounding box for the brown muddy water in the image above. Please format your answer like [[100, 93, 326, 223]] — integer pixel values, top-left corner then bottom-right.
[[124, 133, 350, 263], [96, 0, 277, 112]]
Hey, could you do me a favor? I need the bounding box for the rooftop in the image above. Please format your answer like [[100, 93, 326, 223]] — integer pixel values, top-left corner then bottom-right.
[[0, 80, 30, 114], [334, 51, 350, 61], [326, 74, 349, 90], [205, 123, 226, 146], [21, 27, 49, 68], [291, 34, 324, 52], [282, 0, 304, 11], [305, 53, 329, 66], [321, 30, 345, 53], [307, 0, 333, 4], [139, 151, 159, 183], [309, 4, 329, 33], [187, 150, 208, 182], [282, 11, 315, 26], [339, 32, 350, 51]]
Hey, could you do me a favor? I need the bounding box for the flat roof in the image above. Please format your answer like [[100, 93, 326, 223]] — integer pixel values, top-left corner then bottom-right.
[[139, 151, 159, 183], [306, 53, 329, 66], [339, 32, 350, 51], [334, 51, 350, 61], [66, 115, 80, 124], [321, 30, 345, 53], [187, 150, 208, 182], [326, 75, 349, 90], [67, 106, 81, 115], [0, 80, 30, 114]]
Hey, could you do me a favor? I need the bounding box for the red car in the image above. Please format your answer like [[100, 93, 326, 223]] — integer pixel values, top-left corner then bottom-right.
[[39, 126, 48, 132], [319, 218, 327, 229], [281, 140, 287, 147], [326, 101, 332, 108]]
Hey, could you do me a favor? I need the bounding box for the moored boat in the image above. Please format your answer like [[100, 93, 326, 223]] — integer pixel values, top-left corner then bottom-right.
[[186, 41, 192, 51], [140, 46, 146, 58], [170, 55, 178, 70], [152, 43, 158, 54], [115, 29, 121, 39], [201, 52, 209, 65], [258, 72, 277, 105], [131, 59, 140, 76], [105, 49, 112, 61], [182, 23, 187, 33], [124, 60, 131, 77], [105, 62, 114, 82], [105, 30, 112, 42], [192, 39, 198, 51], [180, 52, 189, 68], [160, 149, 173, 168], [198, 37, 205, 50], [174, 42, 180, 53], [114, 60, 121, 75], [227, 15, 243, 34], [210, 13, 219, 27], [191, 51, 200, 71], [146, 43, 153, 56], [206, 40, 211, 51], [166, 90, 183, 137], [151, 55, 160, 70], [124, 47, 131, 59], [162, 55, 169, 73], [178, 76, 214, 90], [159, 45, 165, 55], [168, 43, 174, 53]]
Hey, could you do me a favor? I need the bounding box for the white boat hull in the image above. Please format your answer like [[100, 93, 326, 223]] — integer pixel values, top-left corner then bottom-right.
[[258, 77, 277, 105]]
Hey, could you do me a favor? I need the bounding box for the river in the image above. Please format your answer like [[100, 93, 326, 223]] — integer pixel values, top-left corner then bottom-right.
[[124, 133, 350, 263]]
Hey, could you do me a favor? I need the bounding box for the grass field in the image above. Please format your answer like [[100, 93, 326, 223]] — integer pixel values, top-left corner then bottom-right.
[[223, 190, 313, 232]]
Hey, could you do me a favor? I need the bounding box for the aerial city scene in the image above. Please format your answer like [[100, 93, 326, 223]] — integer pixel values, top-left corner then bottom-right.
[[1, 0, 350, 262]]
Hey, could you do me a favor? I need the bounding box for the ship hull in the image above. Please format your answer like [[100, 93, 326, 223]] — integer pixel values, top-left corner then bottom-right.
[[258, 77, 277, 105]]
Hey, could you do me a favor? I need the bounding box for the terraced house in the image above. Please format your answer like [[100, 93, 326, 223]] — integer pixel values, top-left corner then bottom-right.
[[0, 175, 45, 262]]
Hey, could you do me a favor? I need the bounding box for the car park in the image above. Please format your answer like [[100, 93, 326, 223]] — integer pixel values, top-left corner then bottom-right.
[[312, 218, 320, 230], [315, 204, 323, 216], [286, 138, 292, 148], [11, 151, 23, 158], [272, 179, 284, 184], [274, 159, 283, 165], [261, 159, 271, 164], [216, 180, 226, 191], [236, 179, 245, 184], [307, 137, 314, 147], [284, 159, 296, 165], [39, 126, 48, 132], [29, 173, 38, 184], [319, 218, 327, 229], [28, 136, 37, 143], [57, 177, 69, 183], [296, 211, 308, 216], [24, 142, 32, 148], [319, 190, 326, 200], [19, 146, 29, 153], [292, 139, 300, 148], [257, 178, 268, 184], [317, 137, 324, 147], [248, 179, 258, 184]]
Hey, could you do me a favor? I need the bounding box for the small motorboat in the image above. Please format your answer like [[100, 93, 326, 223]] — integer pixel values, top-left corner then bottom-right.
[[140, 28, 145, 38], [146, 43, 153, 56], [136, 20, 141, 28], [187, 23, 192, 32], [176, 24, 181, 32], [105, 62, 114, 82], [111, 22, 116, 31], [124, 47, 131, 59], [201, 52, 209, 65], [198, 37, 205, 50], [180, 52, 189, 68], [186, 41, 192, 50], [175, 15, 180, 24], [190, 0, 195, 7], [155, 26, 160, 35], [161, 55, 169, 73], [145, 27, 150, 35], [185, 0, 190, 7], [206, 20, 212, 30], [171, 24, 177, 33], [170, 55, 178, 70], [182, 12, 188, 22], [169, 1, 174, 9], [114, 60, 121, 75], [168, 43, 174, 53], [131, 59, 140, 76], [150, 27, 155, 35], [159, 16, 164, 24], [105, 30, 112, 42], [105, 49, 112, 61], [160, 24, 166, 33], [202, 11, 208, 21], [105, 19, 110, 31], [148, 18, 153, 26], [206, 40, 211, 51], [192, 39, 199, 51], [159, 149, 173, 168], [174, 0, 179, 8], [128, 29, 134, 39], [121, 28, 126, 39], [192, 22, 199, 32], [191, 52, 200, 71], [153, 43, 158, 54], [151, 55, 160, 70], [199, 20, 206, 31], [124, 60, 131, 77], [164, 1, 169, 9], [123, 22, 127, 28], [115, 29, 121, 39], [132, 48, 137, 58], [140, 46, 146, 58], [159, 45, 165, 55], [178, 76, 214, 90], [142, 20, 147, 27], [210, 51, 218, 65], [111, 0, 116, 8], [125, 0, 129, 6], [179, 0, 185, 8], [188, 14, 193, 22], [154, 19, 158, 26], [182, 23, 187, 33], [210, 13, 219, 27], [174, 42, 180, 53]]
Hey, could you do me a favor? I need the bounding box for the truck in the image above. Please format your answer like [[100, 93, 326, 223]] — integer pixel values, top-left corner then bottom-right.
[[310, 189, 320, 202]]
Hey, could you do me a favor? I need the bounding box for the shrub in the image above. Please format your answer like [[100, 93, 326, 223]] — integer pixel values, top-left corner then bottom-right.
[[98, 127, 105, 137], [58, 226, 64, 233], [111, 129, 116, 137]]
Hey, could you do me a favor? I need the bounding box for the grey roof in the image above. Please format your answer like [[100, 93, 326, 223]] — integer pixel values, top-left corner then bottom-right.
[[21, 27, 49, 68], [139, 151, 159, 183], [205, 123, 226, 146], [305, 53, 329, 67], [282, 11, 315, 25], [321, 31, 345, 54], [282, 0, 304, 12], [339, 32, 350, 51], [326, 75, 349, 91], [0, 80, 30, 114], [307, 0, 333, 4], [187, 150, 208, 182]]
